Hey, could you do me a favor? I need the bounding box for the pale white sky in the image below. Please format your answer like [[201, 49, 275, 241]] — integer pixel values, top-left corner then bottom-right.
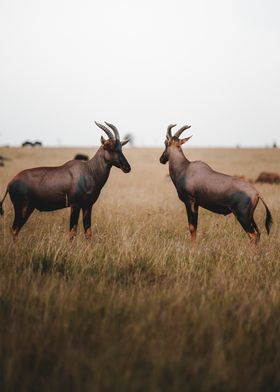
[[0, 0, 279, 147]]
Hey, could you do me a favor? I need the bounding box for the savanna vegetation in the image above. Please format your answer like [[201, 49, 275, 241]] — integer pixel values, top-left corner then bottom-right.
[[0, 146, 279, 391]]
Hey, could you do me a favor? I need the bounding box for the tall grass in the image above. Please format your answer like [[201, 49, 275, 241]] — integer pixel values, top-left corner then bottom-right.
[[0, 147, 279, 391]]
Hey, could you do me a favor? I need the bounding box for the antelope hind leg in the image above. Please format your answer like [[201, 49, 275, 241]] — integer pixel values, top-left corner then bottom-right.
[[11, 203, 34, 240]]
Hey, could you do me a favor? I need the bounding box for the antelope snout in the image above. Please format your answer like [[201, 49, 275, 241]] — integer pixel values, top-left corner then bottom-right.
[[121, 163, 131, 173], [160, 154, 168, 164]]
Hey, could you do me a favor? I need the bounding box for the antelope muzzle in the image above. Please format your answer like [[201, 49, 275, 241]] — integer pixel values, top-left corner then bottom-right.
[[119, 154, 131, 173], [160, 152, 168, 164]]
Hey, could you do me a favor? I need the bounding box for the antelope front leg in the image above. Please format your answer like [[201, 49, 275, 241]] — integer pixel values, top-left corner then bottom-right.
[[69, 205, 81, 240], [82, 205, 93, 240], [185, 201, 199, 242]]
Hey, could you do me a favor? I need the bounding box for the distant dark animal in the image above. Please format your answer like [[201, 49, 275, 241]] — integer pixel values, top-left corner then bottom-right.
[[0, 155, 10, 167], [22, 141, 34, 148], [0, 155, 7, 167], [74, 154, 89, 161], [0, 122, 130, 240], [256, 172, 280, 184], [160, 124, 272, 244]]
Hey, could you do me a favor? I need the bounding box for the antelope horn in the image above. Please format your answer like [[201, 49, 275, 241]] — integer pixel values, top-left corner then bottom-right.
[[94, 121, 114, 140], [104, 122, 120, 141], [166, 124, 177, 140], [121, 138, 130, 146], [174, 125, 191, 138]]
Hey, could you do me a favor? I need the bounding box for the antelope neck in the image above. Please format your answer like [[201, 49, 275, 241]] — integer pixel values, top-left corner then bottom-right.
[[88, 147, 112, 184], [168, 147, 189, 183]]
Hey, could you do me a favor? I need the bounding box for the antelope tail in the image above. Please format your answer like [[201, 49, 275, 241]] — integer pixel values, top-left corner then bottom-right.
[[259, 195, 273, 235], [0, 188, 8, 216]]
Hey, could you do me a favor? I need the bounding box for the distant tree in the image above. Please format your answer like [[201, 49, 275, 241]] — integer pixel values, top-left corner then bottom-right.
[[22, 141, 33, 148], [22, 140, 43, 147]]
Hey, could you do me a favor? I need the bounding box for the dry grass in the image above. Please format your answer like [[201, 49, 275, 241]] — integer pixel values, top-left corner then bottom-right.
[[0, 146, 279, 391]]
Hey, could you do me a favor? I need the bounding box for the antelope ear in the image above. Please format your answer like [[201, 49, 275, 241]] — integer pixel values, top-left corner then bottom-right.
[[180, 135, 192, 145], [121, 139, 129, 146], [101, 135, 106, 145]]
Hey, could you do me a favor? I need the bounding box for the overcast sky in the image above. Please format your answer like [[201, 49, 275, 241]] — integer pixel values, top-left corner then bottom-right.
[[0, 0, 279, 147]]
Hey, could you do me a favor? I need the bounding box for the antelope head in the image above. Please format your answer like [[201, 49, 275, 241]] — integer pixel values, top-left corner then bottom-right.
[[160, 124, 192, 164], [95, 121, 131, 173]]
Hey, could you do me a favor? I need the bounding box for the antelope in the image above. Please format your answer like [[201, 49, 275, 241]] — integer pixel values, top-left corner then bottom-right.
[[159, 124, 272, 244], [0, 122, 131, 240]]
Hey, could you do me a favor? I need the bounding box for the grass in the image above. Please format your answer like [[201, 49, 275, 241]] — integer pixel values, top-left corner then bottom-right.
[[0, 146, 279, 391]]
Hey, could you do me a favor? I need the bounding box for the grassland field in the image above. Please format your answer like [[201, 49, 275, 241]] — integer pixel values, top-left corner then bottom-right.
[[0, 146, 279, 391]]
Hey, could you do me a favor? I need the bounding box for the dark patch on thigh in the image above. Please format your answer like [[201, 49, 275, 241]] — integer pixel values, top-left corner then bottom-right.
[[9, 180, 30, 203], [227, 191, 252, 215]]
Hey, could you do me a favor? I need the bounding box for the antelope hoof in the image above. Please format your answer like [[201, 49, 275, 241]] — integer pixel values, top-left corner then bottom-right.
[[69, 228, 77, 241], [85, 228, 92, 240], [189, 225, 197, 243], [248, 232, 259, 245], [10, 228, 18, 242]]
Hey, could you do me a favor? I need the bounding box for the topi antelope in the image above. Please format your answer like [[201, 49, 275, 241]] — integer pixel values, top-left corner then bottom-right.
[[160, 124, 272, 244], [0, 122, 131, 240]]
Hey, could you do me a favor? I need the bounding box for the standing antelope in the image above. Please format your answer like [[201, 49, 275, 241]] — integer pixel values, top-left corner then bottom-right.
[[160, 124, 272, 244], [0, 122, 131, 240]]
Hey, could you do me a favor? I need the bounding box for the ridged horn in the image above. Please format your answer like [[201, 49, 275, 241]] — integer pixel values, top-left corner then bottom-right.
[[174, 125, 191, 138], [166, 124, 177, 140], [94, 121, 114, 140], [104, 122, 120, 141]]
